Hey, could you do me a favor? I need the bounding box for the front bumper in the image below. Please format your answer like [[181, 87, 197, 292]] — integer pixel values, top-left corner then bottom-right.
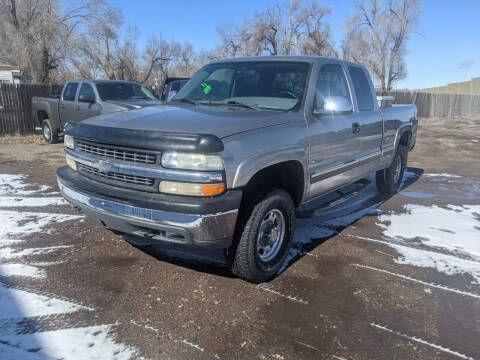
[[57, 171, 240, 248]]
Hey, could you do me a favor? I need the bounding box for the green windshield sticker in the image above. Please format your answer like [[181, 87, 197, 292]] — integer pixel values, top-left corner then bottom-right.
[[201, 82, 212, 95]]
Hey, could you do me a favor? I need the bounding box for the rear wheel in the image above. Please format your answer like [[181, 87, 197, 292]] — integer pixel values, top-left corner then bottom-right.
[[42, 119, 58, 144], [376, 145, 407, 195], [231, 189, 295, 283]]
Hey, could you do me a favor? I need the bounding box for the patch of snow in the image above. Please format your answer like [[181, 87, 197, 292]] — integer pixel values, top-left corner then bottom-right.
[[0, 286, 87, 319], [0, 264, 45, 278], [377, 204, 480, 259], [0, 325, 136, 360], [0, 196, 66, 207], [392, 245, 480, 284], [0, 246, 72, 259], [0, 210, 82, 238], [424, 173, 461, 178], [0, 174, 52, 196], [376, 204, 480, 283], [0, 240, 24, 248], [472, 139, 479, 143]]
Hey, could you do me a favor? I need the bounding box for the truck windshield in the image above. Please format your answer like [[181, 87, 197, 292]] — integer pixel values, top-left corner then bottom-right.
[[96, 83, 156, 101], [172, 61, 310, 111]]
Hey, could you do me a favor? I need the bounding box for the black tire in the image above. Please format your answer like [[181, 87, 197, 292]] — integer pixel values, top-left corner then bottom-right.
[[231, 189, 295, 283], [376, 145, 408, 195], [42, 119, 59, 144]]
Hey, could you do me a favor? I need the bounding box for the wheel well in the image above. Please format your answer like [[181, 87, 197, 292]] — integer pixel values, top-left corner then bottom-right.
[[244, 161, 304, 207], [37, 111, 48, 125], [399, 131, 410, 147]]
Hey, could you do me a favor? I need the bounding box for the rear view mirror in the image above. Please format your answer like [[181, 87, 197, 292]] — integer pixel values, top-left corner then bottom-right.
[[79, 94, 95, 103], [314, 96, 353, 115]]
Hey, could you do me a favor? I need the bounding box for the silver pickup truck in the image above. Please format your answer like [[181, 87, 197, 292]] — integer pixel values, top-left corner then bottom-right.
[[32, 80, 162, 143], [57, 56, 417, 282]]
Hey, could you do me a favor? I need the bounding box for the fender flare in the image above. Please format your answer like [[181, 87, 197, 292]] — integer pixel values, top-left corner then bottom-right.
[[393, 123, 412, 152], [232, 146, 308, 190]]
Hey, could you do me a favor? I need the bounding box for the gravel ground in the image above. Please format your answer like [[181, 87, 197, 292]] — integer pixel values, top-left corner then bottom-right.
[[0, 117, 479, 360]]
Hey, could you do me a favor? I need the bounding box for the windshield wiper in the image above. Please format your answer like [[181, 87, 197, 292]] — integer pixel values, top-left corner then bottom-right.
[[198, 100, 261, 111], [226, 100, 261, 111], [169, 98, 200, 106]]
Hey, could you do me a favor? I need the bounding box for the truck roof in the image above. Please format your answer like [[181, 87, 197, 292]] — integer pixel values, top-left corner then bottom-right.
[[212, 55, 364, 68], [67, 79, 141, 84]]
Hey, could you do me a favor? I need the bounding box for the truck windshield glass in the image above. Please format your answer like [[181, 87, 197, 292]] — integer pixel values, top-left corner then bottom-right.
[[96, 83, 156, 101], [173, 61, 310, 111]]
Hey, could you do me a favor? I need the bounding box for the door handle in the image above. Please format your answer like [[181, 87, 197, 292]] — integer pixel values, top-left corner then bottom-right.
[[352, 122, 361, 134]]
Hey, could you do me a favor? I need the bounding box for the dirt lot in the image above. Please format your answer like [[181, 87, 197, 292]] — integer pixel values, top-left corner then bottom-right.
[[0, 117, 479, 360]]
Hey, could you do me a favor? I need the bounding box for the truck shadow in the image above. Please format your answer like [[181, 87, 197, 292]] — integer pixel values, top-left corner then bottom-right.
[[124, 167, 424, 280]]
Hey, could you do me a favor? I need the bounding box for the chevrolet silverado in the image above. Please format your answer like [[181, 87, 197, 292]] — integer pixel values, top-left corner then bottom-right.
[[57, 56, 417, 282]]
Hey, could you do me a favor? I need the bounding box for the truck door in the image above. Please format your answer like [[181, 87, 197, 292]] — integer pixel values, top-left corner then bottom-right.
[[59, 82, 79, 125], [306, 63, 361, 198], [75, 82, 101, 122], [346, 66, 383, 177]]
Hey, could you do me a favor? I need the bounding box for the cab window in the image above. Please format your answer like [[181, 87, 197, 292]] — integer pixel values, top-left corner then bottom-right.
[[63, 82, 79, 101], [79, 83, 95, 101], [315, 64, 350, 109]]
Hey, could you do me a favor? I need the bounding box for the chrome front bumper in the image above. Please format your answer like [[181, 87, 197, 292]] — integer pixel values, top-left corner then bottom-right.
[[57, 177, 238, 248]]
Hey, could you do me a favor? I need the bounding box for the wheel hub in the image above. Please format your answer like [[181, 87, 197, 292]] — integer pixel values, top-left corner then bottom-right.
[[43, 124, 51, 140], [256, 209, 286, 262]]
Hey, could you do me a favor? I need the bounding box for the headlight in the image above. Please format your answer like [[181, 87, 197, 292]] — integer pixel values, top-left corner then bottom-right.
[[64, 134, 74, 149], [159, 181, 225, 196], [65, 154, 77, 171], [161, 151, 223, 171]]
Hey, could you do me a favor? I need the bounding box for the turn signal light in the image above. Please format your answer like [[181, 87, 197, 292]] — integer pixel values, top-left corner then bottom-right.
[[159, 181, 225, 196]]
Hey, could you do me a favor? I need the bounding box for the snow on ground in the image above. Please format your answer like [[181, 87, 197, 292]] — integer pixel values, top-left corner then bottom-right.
[[424, 173, 461, 178], [0, 196, 66, 207], [0, 173, 139, 359], [377, 203, 480, 283], [378, 204, 480, 259], [0, 325, 136, 360]]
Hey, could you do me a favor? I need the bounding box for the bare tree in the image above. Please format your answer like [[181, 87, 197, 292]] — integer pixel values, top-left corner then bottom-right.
[[342, 0, 420, 92], [0, 0, 111, 83], [215, 0, 334, 58]]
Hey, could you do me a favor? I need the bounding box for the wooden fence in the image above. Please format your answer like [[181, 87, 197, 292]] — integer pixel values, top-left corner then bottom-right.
[[0, 83, 62, 136], [386, 91, 480, 118]]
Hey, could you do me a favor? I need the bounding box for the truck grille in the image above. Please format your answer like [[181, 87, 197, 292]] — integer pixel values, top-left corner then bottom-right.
[[75, 139, 157, 164], [78, 163, 155, 187]]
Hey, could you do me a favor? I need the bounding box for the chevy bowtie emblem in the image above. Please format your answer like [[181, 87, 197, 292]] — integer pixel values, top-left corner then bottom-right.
[[98, 159, 114, 173]]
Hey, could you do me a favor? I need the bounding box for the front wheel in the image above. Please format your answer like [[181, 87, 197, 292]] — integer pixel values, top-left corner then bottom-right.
[[376, 145, 407, 195], [42, 119, 59, 144], [231, 189, 295, 283]]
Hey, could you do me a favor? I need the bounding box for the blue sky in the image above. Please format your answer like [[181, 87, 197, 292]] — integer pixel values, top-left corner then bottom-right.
[[115, 0, 480, 89]]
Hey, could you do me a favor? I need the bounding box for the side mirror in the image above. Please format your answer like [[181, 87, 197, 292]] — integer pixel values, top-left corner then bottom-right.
[[79, 94, 95, 103], [314, 96, 353, 115]]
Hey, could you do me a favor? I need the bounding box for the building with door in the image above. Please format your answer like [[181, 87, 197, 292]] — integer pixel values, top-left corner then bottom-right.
[[0, 64, 24, 84]]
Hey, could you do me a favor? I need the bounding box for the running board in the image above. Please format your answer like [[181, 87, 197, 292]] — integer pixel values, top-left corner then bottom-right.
[[296, 179, 372, 218]]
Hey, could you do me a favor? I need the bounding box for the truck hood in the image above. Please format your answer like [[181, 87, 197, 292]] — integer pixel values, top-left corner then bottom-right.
[[104, 99, 163, 110], [81, 105, 290, 138]]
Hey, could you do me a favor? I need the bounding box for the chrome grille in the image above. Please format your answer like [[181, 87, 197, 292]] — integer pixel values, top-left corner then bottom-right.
[[78, 163, 155, 186], [75, 139, 157, 164]]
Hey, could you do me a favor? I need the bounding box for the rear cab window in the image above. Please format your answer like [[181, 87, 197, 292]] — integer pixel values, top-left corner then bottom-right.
[[62, 82, 79, 102], [348, 66, 374, 111]]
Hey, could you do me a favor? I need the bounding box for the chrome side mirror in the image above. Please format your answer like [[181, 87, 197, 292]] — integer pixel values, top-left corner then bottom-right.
[[314, 96, 353, 115]]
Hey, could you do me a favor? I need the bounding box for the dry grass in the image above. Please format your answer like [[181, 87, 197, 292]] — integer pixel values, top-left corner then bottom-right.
[[0, 134, 44, 145]]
